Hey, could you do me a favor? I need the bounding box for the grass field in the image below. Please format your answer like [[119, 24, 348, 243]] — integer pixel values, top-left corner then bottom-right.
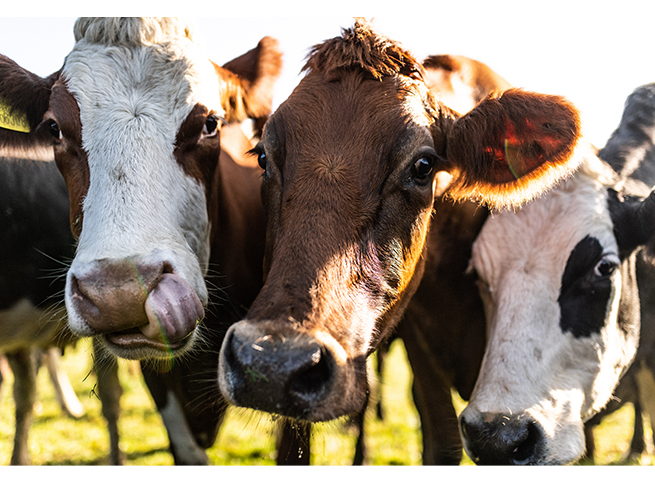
[[0, 338, 652, 466]]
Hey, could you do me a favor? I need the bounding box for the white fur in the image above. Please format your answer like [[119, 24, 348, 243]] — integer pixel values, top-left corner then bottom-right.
[[159, 389, 208, 464], [61, 18, 222, 336], [464, 151, 638, 464]]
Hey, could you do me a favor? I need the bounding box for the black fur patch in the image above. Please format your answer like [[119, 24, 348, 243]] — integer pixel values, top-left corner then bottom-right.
[[558, 236, 613, 338]]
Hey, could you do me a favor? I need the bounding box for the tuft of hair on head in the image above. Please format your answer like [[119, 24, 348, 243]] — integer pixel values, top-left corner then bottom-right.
[[73, 17, 195, 47], [302, 17, 424, 82]]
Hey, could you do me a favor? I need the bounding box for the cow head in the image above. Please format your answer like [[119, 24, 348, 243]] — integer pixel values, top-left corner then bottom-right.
[[0, 18, 282, 360], [460, 149, 653, 464], [217, 19, 583, 423]]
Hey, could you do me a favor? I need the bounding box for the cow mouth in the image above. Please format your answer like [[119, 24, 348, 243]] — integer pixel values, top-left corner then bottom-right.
[[103, 328, 190, 359]]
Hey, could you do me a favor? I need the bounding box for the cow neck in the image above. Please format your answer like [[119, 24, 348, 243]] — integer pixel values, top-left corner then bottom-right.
[[207, 126, 266, 317]]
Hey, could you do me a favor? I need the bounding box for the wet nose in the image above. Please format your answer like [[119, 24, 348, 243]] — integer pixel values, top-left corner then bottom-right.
[[219, 322, 335, 419], [459, 410, 545, 465], [69, 258, 203, 344]]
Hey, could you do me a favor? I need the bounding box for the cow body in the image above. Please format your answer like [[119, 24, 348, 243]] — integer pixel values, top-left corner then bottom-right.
[[0, 155, 122, 465], [459, 82, 655, 464], [218, 19, 583, 440], [0, 17, 285, 464]]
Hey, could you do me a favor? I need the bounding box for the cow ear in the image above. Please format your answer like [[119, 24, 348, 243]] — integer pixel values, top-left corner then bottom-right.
[[609, 188, 655, 257], [443, 88, 582, 209], [213, 36, 282, 128], [0, 54, 59, 150]]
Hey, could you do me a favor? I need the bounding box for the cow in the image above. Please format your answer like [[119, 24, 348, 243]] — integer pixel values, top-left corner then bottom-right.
[[216, 19, 584, 462], [423, 54, 511, 115], [0, 17, 288, 464], [458, 81, 655, 464], [0, 154, 122, 465]]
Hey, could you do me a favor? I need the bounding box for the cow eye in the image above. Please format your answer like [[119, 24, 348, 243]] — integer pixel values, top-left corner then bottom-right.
[[48, 120, 62, 140], [201, 114, 222, 138], [257, 150, 267, 170], [594, 256, 618, 278], [411, 156, 435, 183]]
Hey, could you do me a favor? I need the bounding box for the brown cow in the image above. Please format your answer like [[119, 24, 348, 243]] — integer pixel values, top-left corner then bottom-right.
[[217, 19, 583, 458], [0, 17, 288, 464]]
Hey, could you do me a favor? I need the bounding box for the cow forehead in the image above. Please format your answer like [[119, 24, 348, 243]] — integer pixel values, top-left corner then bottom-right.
[[62, 35, 222, 135], [472, 165, 618, 286], [270, 72, 434, 180]]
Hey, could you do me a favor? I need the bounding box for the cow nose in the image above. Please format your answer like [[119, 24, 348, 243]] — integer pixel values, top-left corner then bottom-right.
[[459, 411, 545, 465], [69, 258, 203, 345], [219, 322, 334, 418]]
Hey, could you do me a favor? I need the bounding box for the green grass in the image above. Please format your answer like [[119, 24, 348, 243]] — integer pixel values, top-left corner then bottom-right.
[[0, 339, 652, 465]]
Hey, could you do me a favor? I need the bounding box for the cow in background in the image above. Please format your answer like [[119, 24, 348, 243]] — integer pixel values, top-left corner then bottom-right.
[[0, 153, 122, 465]]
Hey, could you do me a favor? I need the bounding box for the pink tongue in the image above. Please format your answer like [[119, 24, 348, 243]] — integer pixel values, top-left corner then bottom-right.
[[141, 273, 204, 344]]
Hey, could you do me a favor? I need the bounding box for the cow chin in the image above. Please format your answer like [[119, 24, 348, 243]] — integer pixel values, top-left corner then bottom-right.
[[101, 330, 199, 361], [217, 320, 368, 422]]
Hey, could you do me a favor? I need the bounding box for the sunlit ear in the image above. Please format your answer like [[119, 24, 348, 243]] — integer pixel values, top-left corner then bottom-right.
[[212, 36, 282, 125], [443, 88, 582, 209]]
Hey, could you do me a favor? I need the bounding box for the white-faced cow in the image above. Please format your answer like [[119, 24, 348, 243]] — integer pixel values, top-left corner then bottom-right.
[[459, 82, 655, 463], [0, 17, 285, 464], [0, 153, 122, 465], [217, 19, 583, 455]]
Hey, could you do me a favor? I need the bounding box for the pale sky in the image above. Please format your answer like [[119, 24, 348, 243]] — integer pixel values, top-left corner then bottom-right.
[[1, 4, 654, 148]]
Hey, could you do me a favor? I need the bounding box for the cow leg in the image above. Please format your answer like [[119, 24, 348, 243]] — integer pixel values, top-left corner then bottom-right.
[[6, 349, 37, 465], [43, 347, 85, 419], [398, 324, 462, 465], [583, 423, 596, 462], [140, 364, 209, 465], [92, 339, 124, 465], [351, 392, 367, 465], [276, 418, 311, 465], [636, 360, 655, 456], [628, 399, 646, 459], [375, 341, 390, 421]]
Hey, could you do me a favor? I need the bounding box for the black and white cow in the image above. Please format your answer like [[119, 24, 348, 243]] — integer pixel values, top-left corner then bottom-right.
[[459, 86, 655, 463], [0, 154, 122, 465]]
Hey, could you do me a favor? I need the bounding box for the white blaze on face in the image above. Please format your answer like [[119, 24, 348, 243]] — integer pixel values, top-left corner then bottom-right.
[[62, 21, 224, 312], [465, 154, 635, 463]]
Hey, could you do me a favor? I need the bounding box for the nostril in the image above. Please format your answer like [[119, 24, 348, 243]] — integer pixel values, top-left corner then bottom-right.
[[69, 274, 101, 320], [511, 420, 541, 465], [290, 346, 332, 398]]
